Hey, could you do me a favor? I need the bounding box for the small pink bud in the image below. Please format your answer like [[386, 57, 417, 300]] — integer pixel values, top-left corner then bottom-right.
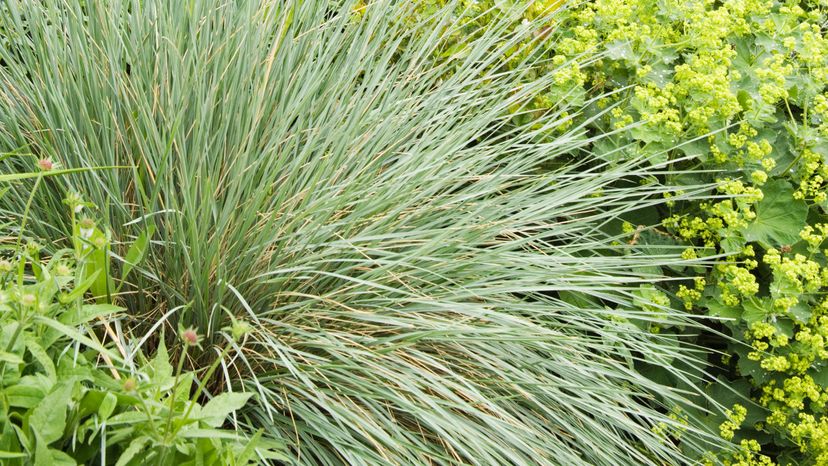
[[37, 158, 53, 171], [181, 327, 200, 346]]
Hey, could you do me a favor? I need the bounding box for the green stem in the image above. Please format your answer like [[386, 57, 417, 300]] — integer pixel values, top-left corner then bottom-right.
[[16, 173, 42, 252], [165, 344, 190, 438], [158, 344, 190, 464], [181, 344, 233, 425]]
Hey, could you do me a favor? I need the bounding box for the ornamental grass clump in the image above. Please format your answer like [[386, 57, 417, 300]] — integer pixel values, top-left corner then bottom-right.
[[0, 1, 725, 464]]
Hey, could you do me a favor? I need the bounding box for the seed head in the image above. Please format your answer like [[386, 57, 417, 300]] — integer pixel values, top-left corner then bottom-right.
[[231, 319, 253, 342], [0, 260, 12, 273], [26, 241, 42, 256], [63, 191, 86, 213], [78, 218, 95, 239], [20, 293, 36, 307], [92, 236, 107, 249], [55, 263, 72, 276], [122, 377, 138, 392], [181, 327, 200, 347], [37, 158, 53, 171]]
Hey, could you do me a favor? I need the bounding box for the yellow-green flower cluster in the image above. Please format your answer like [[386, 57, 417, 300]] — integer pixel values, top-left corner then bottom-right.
[[799, 224, 828, 251], [793, 149, 828, 203], [789, 413, 828, 463], [652, 405, 690, 440], [632, 83, 682, 134], [764, 250, 824, 296], [677, 277, 705, 310], [747, 322, 789, 354], [755, 54, 793, 105], [674, 47, 742, 131], [815, 94, 828, 136], [721, 404, 748, 441], [720, 439, 776, 466], [718, 264, 759, 306]]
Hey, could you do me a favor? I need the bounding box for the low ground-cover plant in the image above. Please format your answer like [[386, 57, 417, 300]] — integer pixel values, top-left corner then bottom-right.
[[0, 1, 730, 464], [0, 168, 282, 465], [412, 0, 828, 463]]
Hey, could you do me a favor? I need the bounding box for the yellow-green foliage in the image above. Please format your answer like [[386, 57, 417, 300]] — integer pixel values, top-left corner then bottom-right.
[[396, 0, 828, 463]]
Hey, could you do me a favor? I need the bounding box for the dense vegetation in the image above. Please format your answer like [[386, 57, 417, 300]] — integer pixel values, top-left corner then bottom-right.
[[0, 0, 827, 465], [0, 173, 285, 464], [405, 0, 828, 463]]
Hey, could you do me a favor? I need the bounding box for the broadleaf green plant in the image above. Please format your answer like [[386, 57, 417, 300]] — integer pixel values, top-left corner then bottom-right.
[[0, 171, 283, 465], [0, 1, 728, 464]]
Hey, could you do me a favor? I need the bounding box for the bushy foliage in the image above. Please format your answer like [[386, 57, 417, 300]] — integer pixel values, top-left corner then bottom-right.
[[0, 1, 729, 464], [412, 0, 828, 463], [0, 171, 280, 465]]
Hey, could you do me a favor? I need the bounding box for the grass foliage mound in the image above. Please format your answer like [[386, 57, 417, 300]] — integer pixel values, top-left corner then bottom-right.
[[0, 1, 729, 464]]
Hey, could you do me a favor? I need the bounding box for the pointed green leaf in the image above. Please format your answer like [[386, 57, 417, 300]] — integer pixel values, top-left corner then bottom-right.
[[29, 380, 74, 444], [86, 228, 113, 303], [60, 303, 123, 327], [120, 224, 155, 282], [98, 392, 118, 421], [0, 166, 126, 183], [5, 374, 52, 408], [199, 392, 253, 427], [23, 335, 56, 381], [33, 316, 122, 364], [0, 351, 24, 365], [146, 340, 174, 390], [58, 269, 101, 304], [115, 436, 150, 466]]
